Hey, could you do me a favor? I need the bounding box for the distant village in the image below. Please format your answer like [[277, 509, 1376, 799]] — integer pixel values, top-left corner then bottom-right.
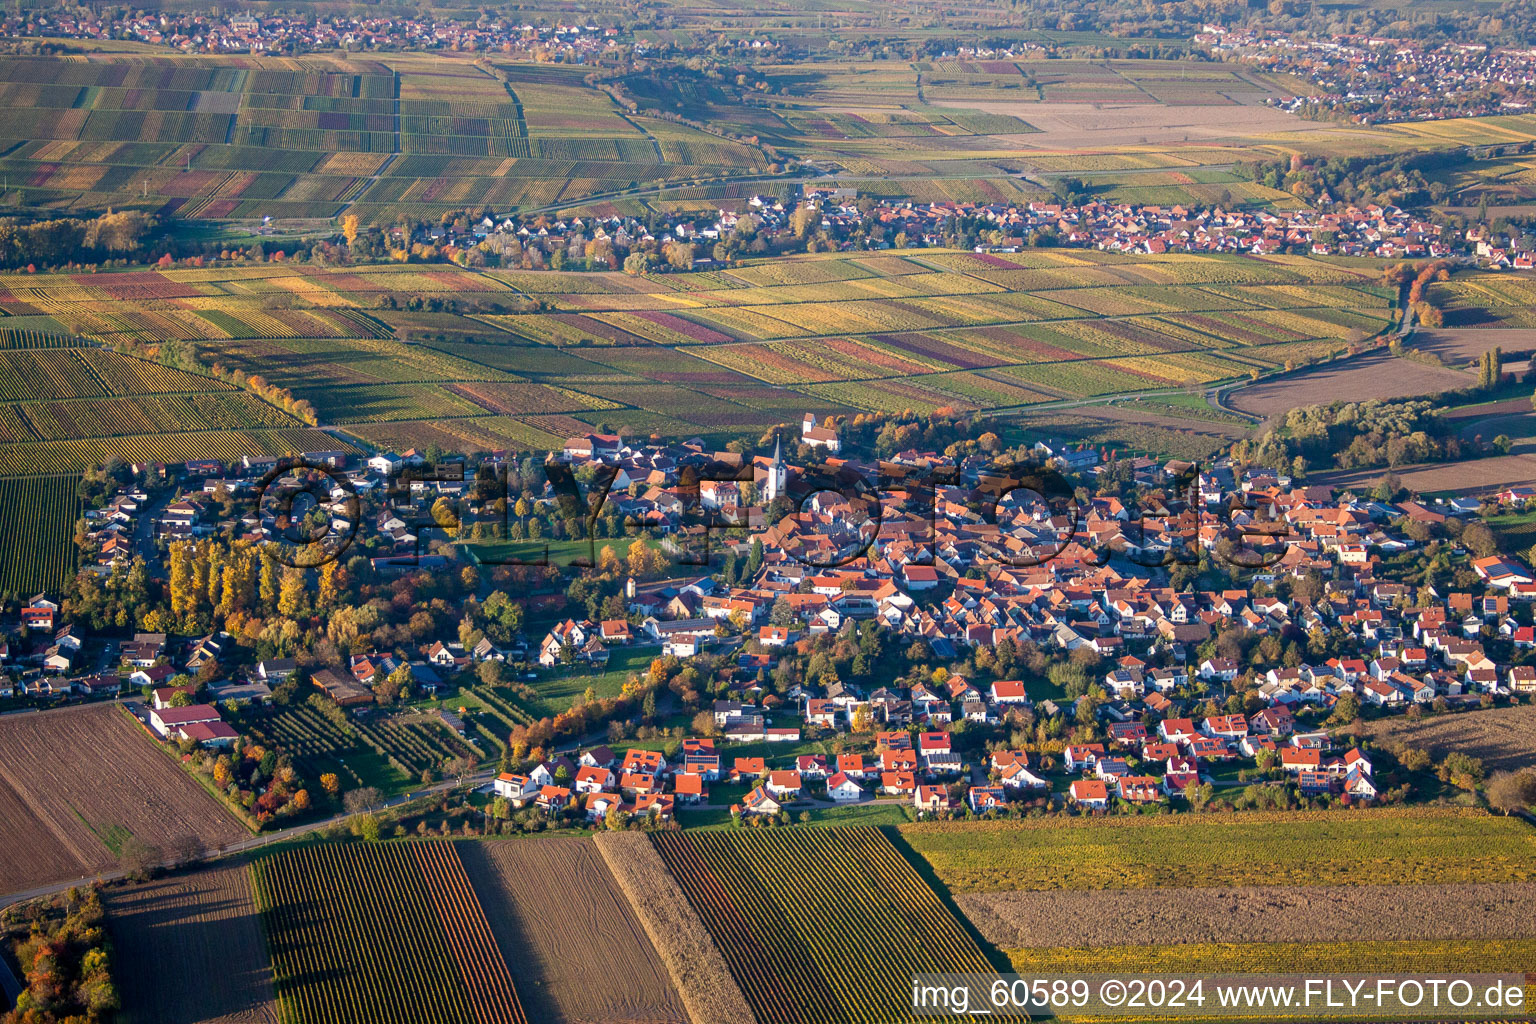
[[407, 188, 1511, 274], [4, 408, 1533, 823], [3, 10, 629, 60], [1203, 27, 1536, 123]]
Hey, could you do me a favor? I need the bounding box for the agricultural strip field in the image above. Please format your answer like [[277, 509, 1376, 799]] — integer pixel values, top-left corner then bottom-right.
[[249, 840, 527, 1024], [1225, 349, 1474, 420], [651, 826, 1022, 1024], [898, 808, 1536, 893], [1314, 452, 1536, 496], [593, 831, 756, 1024], [0, 704, 249, 898], [105, 860, 278, 1024], [0, 474, 80, 598], [459, 837, 688, 1024], [902, 809, 1536, 1018], [1006, 938, 1536, 979]]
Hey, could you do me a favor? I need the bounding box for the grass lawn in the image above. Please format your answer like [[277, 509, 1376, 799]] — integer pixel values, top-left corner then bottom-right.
[[331, 750, 413, 796], [526, 646, 660, 716], [461, 537, 601, 569], [717, 734, 834, 762], [802, 801, 914, 827], [461, 534, 664, 572]]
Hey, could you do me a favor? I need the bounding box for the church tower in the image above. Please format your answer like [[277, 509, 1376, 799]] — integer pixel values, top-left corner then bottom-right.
[[766, 434, 786, 502]]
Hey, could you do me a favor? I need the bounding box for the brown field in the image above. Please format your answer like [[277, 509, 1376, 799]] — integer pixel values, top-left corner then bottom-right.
[[1356, 703, 1536, 771], [461, 837, 690, 1024], [958, 881, 1536, 949], [1227, 350, 1473, 419], [1412, 327, 1536, 364], [0, 704, 248, 898], [592, 831, 755, 1024], [959, 101, 1317, 149], [1315, 453, 1536, 496], [105, 860, 277, 1024]]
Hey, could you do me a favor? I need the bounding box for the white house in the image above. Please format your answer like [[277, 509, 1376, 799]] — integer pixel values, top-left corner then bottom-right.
[[826, 772, 863, 802]]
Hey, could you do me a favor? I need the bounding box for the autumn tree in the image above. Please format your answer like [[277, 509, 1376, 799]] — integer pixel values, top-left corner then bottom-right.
[[1487, 769, 1536, 814]]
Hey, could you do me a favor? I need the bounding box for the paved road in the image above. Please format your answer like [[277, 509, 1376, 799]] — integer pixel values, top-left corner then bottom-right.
[[0, 954, 19, 1013], [133, 490, 172, 562]]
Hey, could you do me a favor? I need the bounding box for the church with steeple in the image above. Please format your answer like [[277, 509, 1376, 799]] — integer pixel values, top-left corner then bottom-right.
[[764, 433, 787, 502]]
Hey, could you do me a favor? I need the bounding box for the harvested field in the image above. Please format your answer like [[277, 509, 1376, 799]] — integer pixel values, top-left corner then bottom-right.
[[0, 704, 248, 898], [956, 101, 1316, 149], [460, 838, 688, 1024], [105, 860, 278, 1024], [1315, 453, 1536, 496], [1412, 327, 1536, 364], [958, 881, 1536, 949], [1226, 350, 1472, 419], [1356, 703, 1536, 771], [593, 831, 755, 1024]]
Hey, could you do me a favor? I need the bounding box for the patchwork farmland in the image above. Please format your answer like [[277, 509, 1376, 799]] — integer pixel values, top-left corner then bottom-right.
[[0, 53, 768, 225], [0, 249, 1399, 469]]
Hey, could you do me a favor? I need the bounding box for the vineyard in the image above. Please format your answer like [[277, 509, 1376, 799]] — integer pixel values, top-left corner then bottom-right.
[[231, 702, 482, 792], [250, 841, 527, 1024], [0, 248, 1485, 465], [651, 826, 1021, 1024], [0, 475, 80, 598], [898, 808, 1536, 893], [0, 52, 767, 224]]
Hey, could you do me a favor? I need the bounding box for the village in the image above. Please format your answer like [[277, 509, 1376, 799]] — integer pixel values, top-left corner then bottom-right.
[[394, 187, 1513, 275], [1, 407, 1531, 827], [1202, 27, 1536, 123], [1, 9, 628, 60]]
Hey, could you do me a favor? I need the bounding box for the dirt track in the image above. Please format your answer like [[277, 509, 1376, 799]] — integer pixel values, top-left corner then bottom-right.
[[0, 704, 248, 897], [461, 837, 689, 1024], [105, 860, 278, 1024]]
